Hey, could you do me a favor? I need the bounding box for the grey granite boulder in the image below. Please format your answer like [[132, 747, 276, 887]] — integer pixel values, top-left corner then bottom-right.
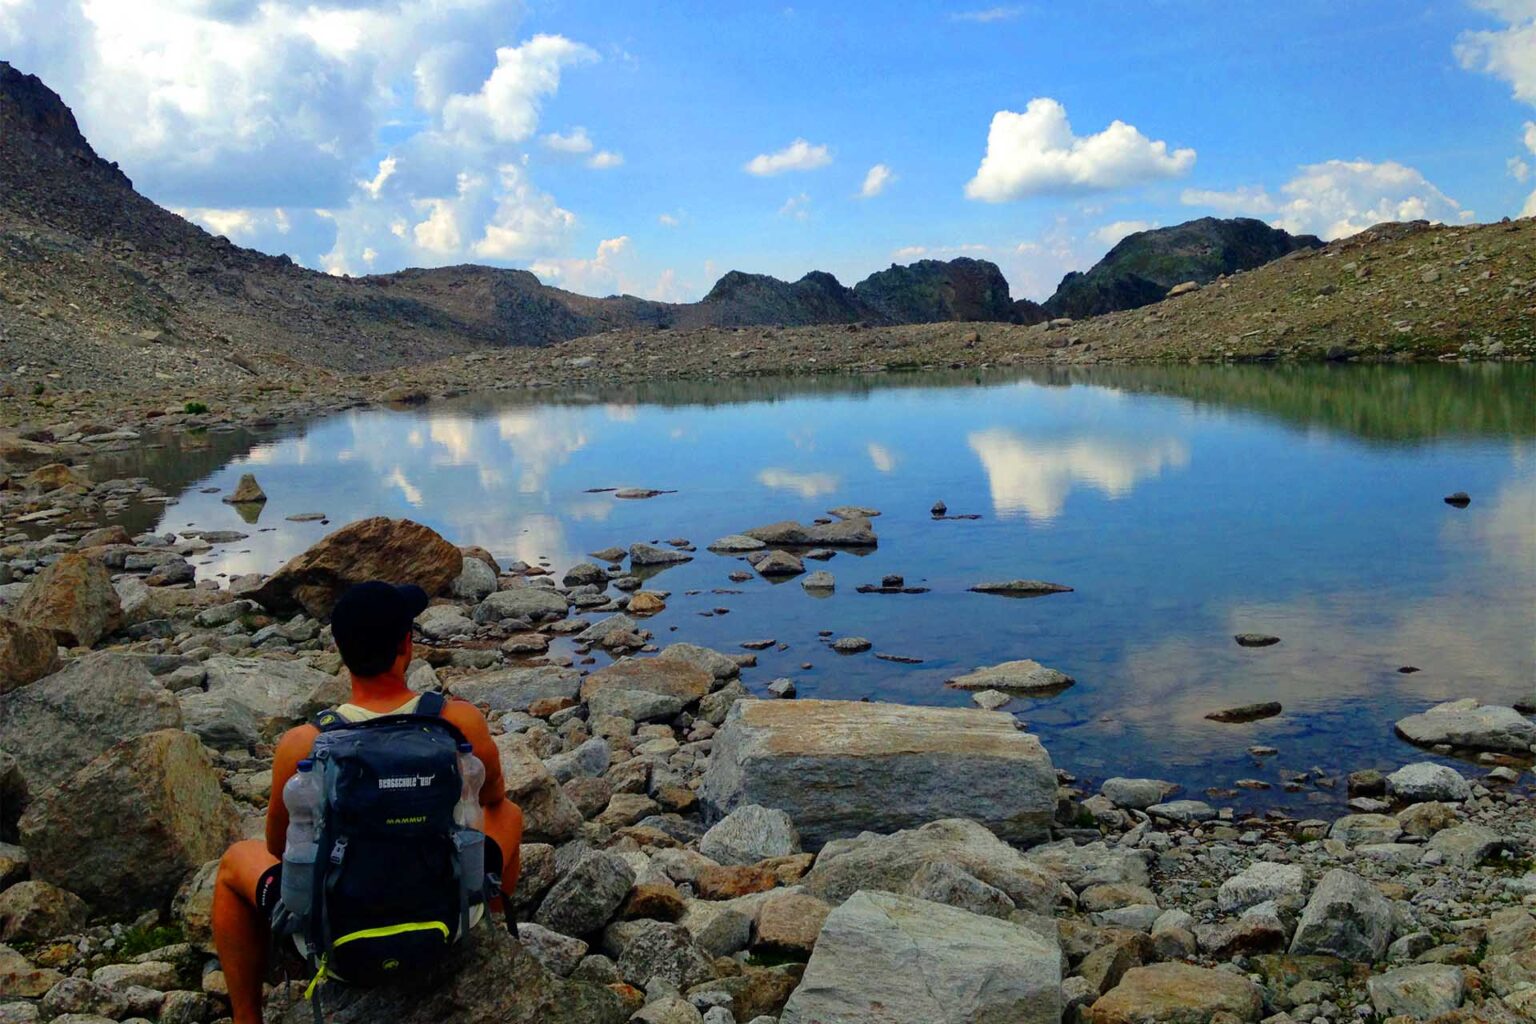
[[1386, 762, 1472, 803], [945, 659, 1074, 694], [178, 656, 335, 749], [1367, 964, 1465, 1019], [1289, 868, 1393, 961], [535, 851, 635, 937], [699, 805, 801, 866], [700, 699, 1056, 849], [474, 587, 568, 624], [1218, 862, 1307, 914], [450, 665, 583, 712], [801, 818, 1064, 915], [0, 653, 182, 793], [779, 891, 1060, 1024]]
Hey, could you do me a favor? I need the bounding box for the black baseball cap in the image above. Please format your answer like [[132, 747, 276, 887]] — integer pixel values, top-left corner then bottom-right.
[[330, 581, 429, 676]]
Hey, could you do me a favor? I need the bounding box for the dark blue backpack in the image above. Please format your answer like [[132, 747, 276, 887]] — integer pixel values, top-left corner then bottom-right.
[[297, 692, 489, 1005]]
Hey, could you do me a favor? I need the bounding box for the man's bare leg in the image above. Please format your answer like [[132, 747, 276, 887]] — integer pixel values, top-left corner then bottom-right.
[[212, 839, 279, 1024]]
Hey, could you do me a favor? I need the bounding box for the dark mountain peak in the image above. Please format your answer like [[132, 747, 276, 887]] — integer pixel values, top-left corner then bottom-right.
[[854, 257, 1017, 323], [1043, 217, 1323, 319], [0, 60, 128, 187]]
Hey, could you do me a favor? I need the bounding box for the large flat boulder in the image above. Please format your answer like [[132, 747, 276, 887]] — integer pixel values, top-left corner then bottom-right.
[[779, 890, 1060, 1024], [474, 586, 569, 624], [743, 519, 877, 547], [250, 517, 462, 618], [0, 653, 183, 794], [580, 658, 713, 722], [801, 818, 1065, 915], [266, 917, 627, 1024], [0, 616, 60, 693], [8, 553, 121, 647], [451, 666, 583, 712], [178, 656, 337, 749], [700, 700, 1056, 849], [1395, 699, 1536, 754], [19, 729, 239, 917]]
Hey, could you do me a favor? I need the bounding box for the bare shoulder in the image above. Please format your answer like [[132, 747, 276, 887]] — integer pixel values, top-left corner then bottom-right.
[[442, 696, 491, 737], [275, 723, 320, 762]]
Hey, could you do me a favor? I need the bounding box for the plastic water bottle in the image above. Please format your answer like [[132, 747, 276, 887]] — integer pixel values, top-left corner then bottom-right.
[[453, 743, 486, 912], [454, 743, 485, 830], [280, 759, 322, 916]]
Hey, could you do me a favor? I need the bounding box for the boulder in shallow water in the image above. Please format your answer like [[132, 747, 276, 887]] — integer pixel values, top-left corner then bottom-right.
[[19, 729, 238, 917], [946, 658, 1074, 694], [967, 579, 1073, 596], [742, 519, 877, 548], [1386, 762, 1471, 803], [1395, 699, 1536, 754], [9, 553, 121, 647], [0, 652, 182, 795], [265, 918, 627, 1024], [221, 472, 267, 504], [779, 890, 1061, 1024], [701, 699, 1056, 849], [251, 516, 463, 618]]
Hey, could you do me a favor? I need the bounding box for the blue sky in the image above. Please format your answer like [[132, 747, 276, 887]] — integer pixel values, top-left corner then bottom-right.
[[2, 0, 1532, 300]]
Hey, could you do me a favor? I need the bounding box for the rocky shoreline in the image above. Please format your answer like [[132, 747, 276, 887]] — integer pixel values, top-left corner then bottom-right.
[[0, 510, 1532, 1024]]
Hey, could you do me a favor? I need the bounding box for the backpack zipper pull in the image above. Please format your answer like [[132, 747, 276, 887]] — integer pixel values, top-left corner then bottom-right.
[[329, 836, 348, 865]]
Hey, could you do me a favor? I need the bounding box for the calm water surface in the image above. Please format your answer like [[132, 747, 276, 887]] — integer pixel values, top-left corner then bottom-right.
[[97, 364, 1536, 812]]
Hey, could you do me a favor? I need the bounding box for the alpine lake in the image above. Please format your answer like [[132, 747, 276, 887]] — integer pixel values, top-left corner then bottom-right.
[[85, 362, 1536, 815]]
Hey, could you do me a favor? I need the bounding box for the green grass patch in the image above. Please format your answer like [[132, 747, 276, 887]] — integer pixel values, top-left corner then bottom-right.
[[113, 922, 185, 960], [183, 401, 210, 414]]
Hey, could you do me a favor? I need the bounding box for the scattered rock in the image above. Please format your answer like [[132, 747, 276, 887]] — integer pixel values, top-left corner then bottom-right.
[[580, 657, 713, 722], [1233, 633, 1280, 647], [1100, 778, 1179, 811], [0, 881, 88, 943], [1443, 491, 1471, 507], [829, 636, 871, 653], [742, 519, 877, 548]]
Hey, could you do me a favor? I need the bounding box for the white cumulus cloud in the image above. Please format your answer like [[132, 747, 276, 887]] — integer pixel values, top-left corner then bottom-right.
[[1180, 159, 1467, 240], [965, 98, 1195, 201], [586, 150, 623, 169], [859, 163, 894, 198], [542, 127, 594, 153], [778, 193, 812, 221], [745, 138, 832, 176], [1455, 1, 1536, 105], [951, 6, 1027, 22], [1092, 219, 1157, 247], [0, 0, 603, 276]]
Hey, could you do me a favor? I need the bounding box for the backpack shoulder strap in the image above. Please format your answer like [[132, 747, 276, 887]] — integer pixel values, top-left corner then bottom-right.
[[415, 691, 447, 718], [312, 707, 349, 733]]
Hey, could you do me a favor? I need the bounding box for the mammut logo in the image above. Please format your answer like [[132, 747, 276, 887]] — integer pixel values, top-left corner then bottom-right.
[[377, 774, 436, 790]]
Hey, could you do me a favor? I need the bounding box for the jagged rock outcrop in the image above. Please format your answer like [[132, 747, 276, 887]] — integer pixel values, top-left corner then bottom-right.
[[1044, 217, 1323, 319], [853, 257, 1015, 323]]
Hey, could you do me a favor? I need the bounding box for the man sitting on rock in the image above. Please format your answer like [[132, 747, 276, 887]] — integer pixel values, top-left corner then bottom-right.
[[210, 581, 524, 1024]]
